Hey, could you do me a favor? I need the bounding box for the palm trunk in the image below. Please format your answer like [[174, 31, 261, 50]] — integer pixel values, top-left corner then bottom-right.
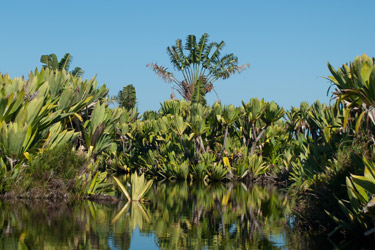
[[194, 137, 199, 161], [250, 128, 266, 156], [198, 135, 206, 154]]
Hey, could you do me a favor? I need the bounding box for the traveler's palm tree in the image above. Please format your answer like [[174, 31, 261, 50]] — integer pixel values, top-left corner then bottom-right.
[[40, 53, 84, 77], [147, 33, 249, 101]]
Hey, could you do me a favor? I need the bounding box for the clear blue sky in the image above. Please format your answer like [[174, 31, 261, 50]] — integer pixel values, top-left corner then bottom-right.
[[1, 0, 374, 113]]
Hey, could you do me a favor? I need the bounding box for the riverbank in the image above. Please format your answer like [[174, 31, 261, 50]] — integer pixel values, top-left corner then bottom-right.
[[1, 55, 375, 241]]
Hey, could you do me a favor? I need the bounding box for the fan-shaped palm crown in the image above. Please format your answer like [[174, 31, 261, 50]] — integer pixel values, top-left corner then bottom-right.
[[147, 33, 249, 101]]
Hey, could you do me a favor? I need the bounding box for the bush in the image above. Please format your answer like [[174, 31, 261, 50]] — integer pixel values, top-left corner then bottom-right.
[[30, 144, 87, 181], [292, 132, 371, 232]]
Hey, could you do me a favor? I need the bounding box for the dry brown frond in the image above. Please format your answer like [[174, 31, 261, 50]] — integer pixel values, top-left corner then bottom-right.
[[170, 90, 176, 100], [205, 83, 214, 93], [174, 87, 188, 101], [236, 64, 250, 73], [146, 63, 174, 83], [181, 80, 190, 92], [175, 80, 193, 101]]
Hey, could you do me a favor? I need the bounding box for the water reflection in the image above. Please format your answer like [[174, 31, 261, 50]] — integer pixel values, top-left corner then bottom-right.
[[142, 182, 289, 250], [0, 182, 328, 249]]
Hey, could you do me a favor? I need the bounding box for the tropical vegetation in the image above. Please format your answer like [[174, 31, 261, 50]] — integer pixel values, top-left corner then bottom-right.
[[0, 39, 375, 244]]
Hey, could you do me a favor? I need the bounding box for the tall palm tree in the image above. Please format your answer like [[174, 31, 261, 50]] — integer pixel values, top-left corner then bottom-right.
[[147, 33, 249, 101], [40, 53, 84, 77]]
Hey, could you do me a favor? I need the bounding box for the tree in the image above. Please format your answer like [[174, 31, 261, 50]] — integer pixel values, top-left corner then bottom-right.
[[147, 33, 249, 101], [40, 53, 84, 77], [117, 84, 137, 110]]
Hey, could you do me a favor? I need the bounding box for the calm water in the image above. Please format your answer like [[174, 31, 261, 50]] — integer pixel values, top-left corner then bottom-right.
[[0, 182, 347, 249]]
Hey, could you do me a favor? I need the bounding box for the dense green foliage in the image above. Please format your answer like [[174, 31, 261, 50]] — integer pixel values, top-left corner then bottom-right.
[[0, 67, 110, 197], [117, 84, 137, 110], [1, 51, 375, 242], [287, 54, 375, 240], [30, 143, 86, 180]]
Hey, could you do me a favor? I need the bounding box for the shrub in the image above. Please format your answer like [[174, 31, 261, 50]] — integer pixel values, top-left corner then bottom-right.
[[30, 143, 87, 181]]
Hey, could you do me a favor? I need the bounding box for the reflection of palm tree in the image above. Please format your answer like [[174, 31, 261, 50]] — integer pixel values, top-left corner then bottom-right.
[[85, 201, 132, 250], [111, 174, 153, 246], [0, 182, 291, 250], [142, 182, 289, 249], [112, 201, 151, 232]]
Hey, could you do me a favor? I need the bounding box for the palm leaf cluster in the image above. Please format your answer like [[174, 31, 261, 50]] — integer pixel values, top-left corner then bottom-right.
[[41, 53, 84, 77], [116, 99, 285, 182], [147, 33, 249, 100], [327, 158, 375, 238], [0, 68, 117, 196], [328, 54, 375, 136]]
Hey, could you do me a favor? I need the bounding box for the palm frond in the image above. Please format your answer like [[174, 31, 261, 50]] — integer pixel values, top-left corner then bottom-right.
[[40, 54, 58, 70], [197, 33, 209, 63], [72, 67, 84, 77], [146, 63, 174, 83], [185, 34, 197, 63], [209, 42, 225, 64], [214, 54, 247, 79], [219, 54, 238, 66], [236, 63, 250, 73], [167, 46, 183, 70], [40, 55, 50, 66], [176, 39, 189, 66], [185, 34, 197, 52], [59, 53, 72, 71], [202, 42, 216, 68]]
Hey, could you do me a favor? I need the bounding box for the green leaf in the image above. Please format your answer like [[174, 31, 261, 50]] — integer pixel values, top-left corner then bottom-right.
[[338, 199, 355, 223], [58, 86, 74, 110], [343, 108, 350, 131], [113, 176, 131, 201], [355, 111, 365, 133], [360, 59, 372, 84], [352, 175, 375, 194], [223, 157, 232, 170], [363, 157, 375, 182], [135, 179, 153, 201]]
